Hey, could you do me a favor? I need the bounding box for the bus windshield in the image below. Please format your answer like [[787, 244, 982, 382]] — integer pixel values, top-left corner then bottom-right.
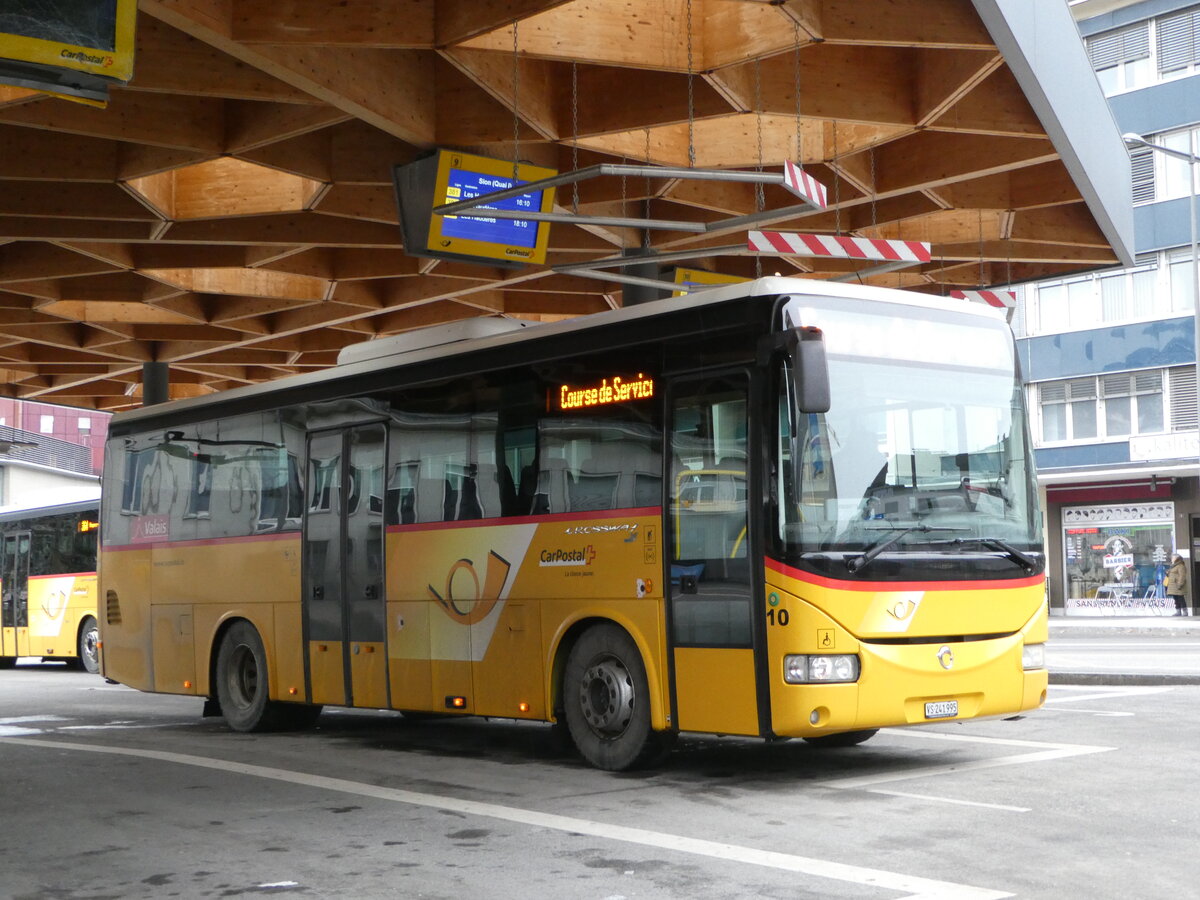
[[778, 295, 1040, 573]]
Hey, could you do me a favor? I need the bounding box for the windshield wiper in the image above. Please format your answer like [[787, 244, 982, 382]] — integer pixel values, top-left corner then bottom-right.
[[941, 537, 1038, 573], [845, 523, 963, 574]]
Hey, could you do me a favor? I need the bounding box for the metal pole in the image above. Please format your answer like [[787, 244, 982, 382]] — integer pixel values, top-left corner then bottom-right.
[[1190, 131, 1199, 606]]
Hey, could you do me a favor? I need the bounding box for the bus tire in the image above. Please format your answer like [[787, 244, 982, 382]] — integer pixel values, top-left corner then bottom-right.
[[215, 621, 282, 732], [0, 657, 15, 669], [76, 616, 100, 674], [563, 623, 666, 771], [802, 728, 878, 748]]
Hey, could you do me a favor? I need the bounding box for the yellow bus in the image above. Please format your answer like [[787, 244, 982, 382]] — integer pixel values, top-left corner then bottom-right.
[[1, 499, 101, 673], [99, 277, 1047, 769]]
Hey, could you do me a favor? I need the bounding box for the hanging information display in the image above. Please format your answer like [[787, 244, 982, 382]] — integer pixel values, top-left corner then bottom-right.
[[0, 0, 137, 105], [394, 150, 557, 268]]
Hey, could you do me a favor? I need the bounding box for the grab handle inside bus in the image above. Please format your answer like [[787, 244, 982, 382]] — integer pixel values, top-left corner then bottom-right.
[[793, 327, 830, 413]]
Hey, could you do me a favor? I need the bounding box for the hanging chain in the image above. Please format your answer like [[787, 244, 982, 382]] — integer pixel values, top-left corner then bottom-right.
[[978, 209, 986, 286], [644, 128, 653, 249], [686, 0, 696, 167], [571, 61, 580, 215], [511, 19, 521, 181], [755, 58, 764, 278], [832, 121, 841, 235], [793, 20, 802, 163], [869, 147, 877, 235]]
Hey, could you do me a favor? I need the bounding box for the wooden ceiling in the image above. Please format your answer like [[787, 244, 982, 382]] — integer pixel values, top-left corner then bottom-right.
[[0, 0, 1122, 411]]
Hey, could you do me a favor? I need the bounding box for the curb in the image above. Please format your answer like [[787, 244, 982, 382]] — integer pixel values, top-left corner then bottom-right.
[[1050, 672, 1200, 686]]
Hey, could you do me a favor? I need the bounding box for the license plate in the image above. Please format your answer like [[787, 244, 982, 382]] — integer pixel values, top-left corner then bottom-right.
[[925, 700, 958, 719]]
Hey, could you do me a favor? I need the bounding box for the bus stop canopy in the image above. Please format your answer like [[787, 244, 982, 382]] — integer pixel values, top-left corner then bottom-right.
[[0, 0, 1132, 410]]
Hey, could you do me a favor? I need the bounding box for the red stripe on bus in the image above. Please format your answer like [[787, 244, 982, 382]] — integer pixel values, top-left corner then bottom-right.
[[103, 530, 298, 553], [386, 506, 662, 533], [765, 556, 1043, 592], [28, 571, 96, 580]]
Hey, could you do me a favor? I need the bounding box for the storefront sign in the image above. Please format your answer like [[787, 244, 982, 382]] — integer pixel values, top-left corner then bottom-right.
[[1129, 431, 1199, 462], [1062, 503, 1173, 525]]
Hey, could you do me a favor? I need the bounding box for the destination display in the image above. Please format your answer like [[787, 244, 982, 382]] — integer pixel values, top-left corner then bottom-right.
[[556, 374, 656, 411]]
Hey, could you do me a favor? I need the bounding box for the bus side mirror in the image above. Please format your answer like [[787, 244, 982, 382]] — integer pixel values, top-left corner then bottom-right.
[[793, 327, 830, 413]]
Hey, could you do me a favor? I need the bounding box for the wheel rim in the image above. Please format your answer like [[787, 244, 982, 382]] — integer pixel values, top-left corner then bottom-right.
[[227, 643, 259, 709], [81, 625, 99, 667], [578, 656, 635, 738]]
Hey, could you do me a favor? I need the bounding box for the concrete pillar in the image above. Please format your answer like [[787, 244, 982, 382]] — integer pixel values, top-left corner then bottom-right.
[[620, 246, 666, 306], [142, 362, 169, 406]]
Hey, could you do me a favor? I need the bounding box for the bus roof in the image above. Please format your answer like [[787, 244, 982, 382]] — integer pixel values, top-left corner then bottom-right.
[[0, 497, 100, 523], [110, 277, 1002, 430]]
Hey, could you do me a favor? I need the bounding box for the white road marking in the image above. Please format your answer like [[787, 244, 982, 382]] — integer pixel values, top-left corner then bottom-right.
[[819, 729, 1113, 792], [0, 735, 1012, 900], [0, 716, 71, 725], [1037, 708, 1133, 717], [868, 790, 1030, 813], [1046, 686, 1173, 704]]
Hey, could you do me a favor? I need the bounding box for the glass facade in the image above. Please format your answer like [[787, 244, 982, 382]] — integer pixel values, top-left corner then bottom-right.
[[1062, 503, 1176, 616]]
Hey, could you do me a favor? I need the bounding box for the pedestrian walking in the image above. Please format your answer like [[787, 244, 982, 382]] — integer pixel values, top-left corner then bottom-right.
[[1167, 553, 1189, 616]]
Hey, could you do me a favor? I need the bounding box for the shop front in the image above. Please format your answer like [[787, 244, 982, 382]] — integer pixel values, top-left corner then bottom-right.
[[1061, 502, 1176, 616]]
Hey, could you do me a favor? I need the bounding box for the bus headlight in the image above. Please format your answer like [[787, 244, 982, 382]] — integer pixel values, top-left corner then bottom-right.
[[784, 654, 860, 684], [1022, 643, 1046, 670]]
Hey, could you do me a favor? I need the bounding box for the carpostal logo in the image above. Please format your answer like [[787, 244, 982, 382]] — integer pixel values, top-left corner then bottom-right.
[[61, 48, 112, 67], [539, 545, 596, 567]]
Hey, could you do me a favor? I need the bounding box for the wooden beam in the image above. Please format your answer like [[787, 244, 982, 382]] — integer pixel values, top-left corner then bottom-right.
[[132, 16, 320, 103], [0, 91, 225, 153], [232, 0, 435, 47], [159, 212, 403, 247], [0, 243, 126, 283], [436, 0, 575, 45], [225, 101, 351, 154], [440, 48, 560, 141], [0, 182, 161, 221], [0, 125, 119, 182], [142, 0, 439, 146], [808, 0, 994, 49]]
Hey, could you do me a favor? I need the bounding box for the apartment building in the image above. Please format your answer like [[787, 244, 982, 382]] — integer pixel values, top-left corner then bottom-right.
[[1018, 0, 1200, 614]]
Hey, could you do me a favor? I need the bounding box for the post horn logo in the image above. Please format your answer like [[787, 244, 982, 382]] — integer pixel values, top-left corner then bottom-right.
[[937, 645, 955, 670], [427, 550, 511, 625]]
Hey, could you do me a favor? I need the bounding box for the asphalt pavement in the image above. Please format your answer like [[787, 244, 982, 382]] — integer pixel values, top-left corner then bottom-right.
[[1048, 611, 1200, 685]]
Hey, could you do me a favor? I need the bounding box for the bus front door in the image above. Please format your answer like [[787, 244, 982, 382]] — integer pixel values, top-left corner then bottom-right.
[[303, 424, 389, 710], [667, 373, 762, 737], [0, 532, 31, 661]]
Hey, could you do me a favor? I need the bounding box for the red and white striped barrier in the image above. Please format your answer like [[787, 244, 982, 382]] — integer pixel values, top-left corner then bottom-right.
[[748, 231, 931, 263], [781, 161, 827, 209], [950, 289, 1016, 310]]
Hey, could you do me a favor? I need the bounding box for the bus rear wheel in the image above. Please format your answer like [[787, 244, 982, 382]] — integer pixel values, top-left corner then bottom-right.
[[802, 729, 878, 748], [563, 623, 667, 771], [0, 657, 15, 669], [216, 621, 281, 732], [76, 616, 100, 674]]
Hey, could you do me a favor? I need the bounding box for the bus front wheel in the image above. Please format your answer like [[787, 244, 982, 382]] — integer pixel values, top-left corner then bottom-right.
[[802, 729, 878, 748], [215, 621, 278, 732], [76, 616, 100, 674], [563, 624, 667, 771]]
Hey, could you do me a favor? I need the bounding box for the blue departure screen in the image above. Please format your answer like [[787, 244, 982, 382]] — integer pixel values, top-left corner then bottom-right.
[[441, 168, 543, 249]]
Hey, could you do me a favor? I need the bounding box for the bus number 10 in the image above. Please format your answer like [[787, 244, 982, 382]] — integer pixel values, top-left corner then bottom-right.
[[766, 608, 790, 626]]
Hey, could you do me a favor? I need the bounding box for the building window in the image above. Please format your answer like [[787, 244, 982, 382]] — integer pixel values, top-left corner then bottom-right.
[[1025, 256, 1177, 336], [1156, 6, 1200, 75], [39, 415, 53, 434], [1037, 371, 1167, 443], [1087, 21, 1152, 94], [78, 417, 91, 435]]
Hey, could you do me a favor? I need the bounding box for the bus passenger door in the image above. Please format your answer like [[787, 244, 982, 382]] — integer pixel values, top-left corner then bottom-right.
[[668, 374, 762, 736], [303, 424, 389, 709], [1, 532, 31, 660]]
